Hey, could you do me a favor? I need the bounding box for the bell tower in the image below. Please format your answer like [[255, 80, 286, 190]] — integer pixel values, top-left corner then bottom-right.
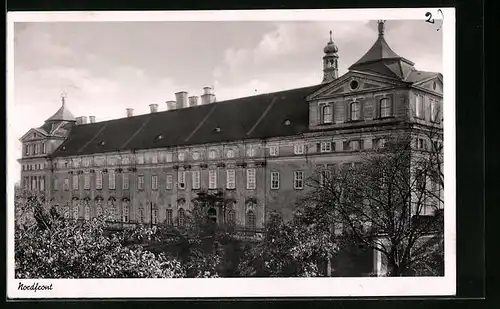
[[322, 30, 339, 84]]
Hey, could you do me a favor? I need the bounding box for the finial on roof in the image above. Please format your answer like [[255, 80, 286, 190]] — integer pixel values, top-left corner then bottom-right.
[[377, 20, 386, 36], [61, 91, 67, 106], [329, 30, 333, 43]]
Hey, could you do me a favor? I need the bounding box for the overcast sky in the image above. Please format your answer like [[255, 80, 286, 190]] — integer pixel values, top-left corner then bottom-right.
[[10, 19, 442, 181]]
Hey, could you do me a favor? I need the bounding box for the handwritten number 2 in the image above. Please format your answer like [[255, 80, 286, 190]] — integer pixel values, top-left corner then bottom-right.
[[425, 12, 435, 24]]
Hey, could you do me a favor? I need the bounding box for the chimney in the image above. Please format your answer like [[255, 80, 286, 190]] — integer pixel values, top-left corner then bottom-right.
[[89, 116, 96, 123], [175, 91, 188, 109], [75, 116, 83, 125], [166, 100, 177, 111], [81, 116, 88, 124], [201, 86, 216, 105], [126, 108, 134, 117], [188, 96, 199, 107], [149, 103, 158, 113]]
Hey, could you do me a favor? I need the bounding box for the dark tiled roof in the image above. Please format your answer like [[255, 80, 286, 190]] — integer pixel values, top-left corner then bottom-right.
[[405, 70, 440, 83], [45, 103, 76, 122], [50, 84, 323, 158]]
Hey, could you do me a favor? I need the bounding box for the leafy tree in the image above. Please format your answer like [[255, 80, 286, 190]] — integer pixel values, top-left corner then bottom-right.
[[306, 133, 444, 276], [14, 191, 184, 279]]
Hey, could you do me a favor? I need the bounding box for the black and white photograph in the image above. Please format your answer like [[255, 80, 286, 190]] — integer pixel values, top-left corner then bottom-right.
[[7, 9, 456, 298]]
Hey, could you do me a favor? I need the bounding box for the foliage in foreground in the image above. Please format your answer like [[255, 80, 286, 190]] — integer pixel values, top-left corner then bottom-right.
[[14, 194, 184, 279]]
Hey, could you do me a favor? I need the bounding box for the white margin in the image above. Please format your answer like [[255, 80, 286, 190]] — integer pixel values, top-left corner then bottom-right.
[[6, 8, 456, 298]]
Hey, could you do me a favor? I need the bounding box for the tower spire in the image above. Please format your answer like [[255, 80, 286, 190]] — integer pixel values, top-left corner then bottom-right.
[[61, 91, 67, 106], [322, 30, 339, 84], [377, 20, 386, 36]]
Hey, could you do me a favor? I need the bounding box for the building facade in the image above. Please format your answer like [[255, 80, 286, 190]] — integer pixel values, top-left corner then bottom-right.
[[18, 21, 443, 233]]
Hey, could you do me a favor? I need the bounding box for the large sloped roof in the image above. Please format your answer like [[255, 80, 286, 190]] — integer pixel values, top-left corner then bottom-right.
[[50, 84, 323, 158]]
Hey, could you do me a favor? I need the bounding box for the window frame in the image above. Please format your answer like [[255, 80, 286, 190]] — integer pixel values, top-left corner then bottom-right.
[[95, 171, 103, 190], [166, 174, 173, 190], [380, 97, 392, 118], [294, 171, 304, 189], [178, 171, 186, 189], [208, 169, 217, 189], [226, 169, 236, 189], [72, 174, 79, 190], [108, 170, 116, 190], [416, 94, 424, 119], [137, 175, 145, 190], [246, 168, 256, 190], [151, 174, 158, 190], [192, 170, 200, 189], [269, 146, 279, 156], [122, 173, 130, 190], [294, 143, 304, 155], [270, 171, 280, 190], [84, 172, 90, 190], [350, 101, 361, 121], [320, 141, 332, 153], [322, 104, 333, 124]]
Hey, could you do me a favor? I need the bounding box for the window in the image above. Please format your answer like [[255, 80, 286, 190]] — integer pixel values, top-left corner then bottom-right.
[[152, 153, 158, 164], [54, 178, 59, 191], [226, 169, 236, 189], [246, 168, 256, 190], [271, 171, 280, 189], [380, 98, 391, 118], [226, 207, 236, 225], [350, 140, 361, 151], [152, 205, 158, 224], [31, 177, 37, 190], [109, 170, 116, 190], [165, 208, 173, 225], [269, 146, 279, 156], [42, 143, 46, 154], [40, 177, 45, 191], [84, 205, 90, 220], [246, 210, 256, 231], [320, 169, 332, 187], [431, 100, 439, 122], [25, 145, 29, 155], [96, 200, 103, 217], [72, 175, 79, 190], [417, 138, 427, 150], [165, 153, 173, 163], [227, 149, 235, 158], [108, 199, 117, 221], [246, 148, 255, 157], [72, 202, 79, 220], [151, 175, 158, 190], [178, 152, 185, 161], [350, 102, 360, 121], [178, 171, 185, 189], [122, 201, 129, 222], [321, 141, 332, 152], [166, 174, 173, 190], [96, 171, 103, 189], [294, 143, 304, 154], [207, 208, 217, 223], [137, 154, 144, 164], [192, 170, 200, 189], [323, 104, 333, 124], [209, 169, 217, 189], [122, 173, 129, 190], [178, 208, 186, 226], [294, 171, 304, 189], [192, 152, 200, 160], [138, 175, 144, 190], [84, 173, 90, 190], [416, 94, 424, 118], [208, 150, 217, 159], [34, 144, 39, 155]]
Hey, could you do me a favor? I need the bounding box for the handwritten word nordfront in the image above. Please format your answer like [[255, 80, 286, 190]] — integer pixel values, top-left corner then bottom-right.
[[18, 282, 53, 292]]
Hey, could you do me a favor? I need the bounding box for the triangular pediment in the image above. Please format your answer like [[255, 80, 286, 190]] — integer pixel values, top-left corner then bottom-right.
[[307, 72, 406, 101], [413, 75, 443, 95], [19, 128, 49, 142]]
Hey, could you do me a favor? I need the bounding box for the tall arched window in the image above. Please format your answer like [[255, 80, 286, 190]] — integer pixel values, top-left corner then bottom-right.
[[165, 208, 173, 225], [96, 198, 103, 218], [226, 205, 236, 225], [108, 197, 117, 221], [246, 210, 256, 231], [72, 199, 79, 220], [322, 104, 333, 124], [380, 98, 391, 118], [178, 208, 186, 226], [350, 102, 360, 121], [122, 200, 129, 223]]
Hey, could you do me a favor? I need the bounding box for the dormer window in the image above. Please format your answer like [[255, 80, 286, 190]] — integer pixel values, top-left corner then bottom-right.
[[322, 104, 333, 124], [380, 98, 392, 118], [350, 102, 360, 121]]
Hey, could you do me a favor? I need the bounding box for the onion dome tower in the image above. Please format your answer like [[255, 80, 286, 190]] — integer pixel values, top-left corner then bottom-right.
[[322, 30, 339, 84]]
